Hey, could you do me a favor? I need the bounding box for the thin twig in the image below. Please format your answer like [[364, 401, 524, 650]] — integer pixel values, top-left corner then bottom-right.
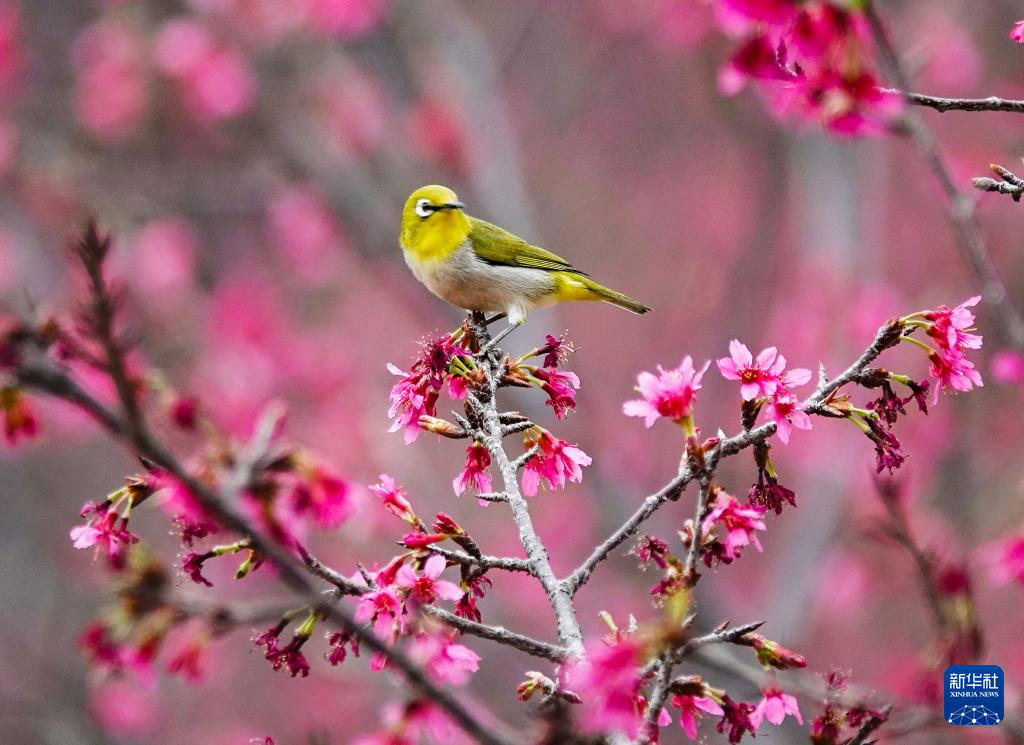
[[673, 621, 765, 663], [972, 163, 1024, 202], [422, 606, 569, 662], [636, 654, 673, 744], [896, 91, 1024, 114], [682, 478, 713, 586], [428, 546, 532, 573]]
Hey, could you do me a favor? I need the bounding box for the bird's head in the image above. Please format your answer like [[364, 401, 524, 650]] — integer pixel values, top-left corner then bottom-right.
[[400, 185, 471, 261]]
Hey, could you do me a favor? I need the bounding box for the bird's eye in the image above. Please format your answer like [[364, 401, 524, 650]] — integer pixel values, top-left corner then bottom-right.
[[415, 199, 434, 218]]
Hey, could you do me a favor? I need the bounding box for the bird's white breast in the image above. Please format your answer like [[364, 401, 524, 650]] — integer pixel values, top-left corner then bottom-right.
[[404, 240, 556, 324]]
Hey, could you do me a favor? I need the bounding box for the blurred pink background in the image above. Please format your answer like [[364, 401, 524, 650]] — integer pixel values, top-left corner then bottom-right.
[[0, 1, 1022, 743]]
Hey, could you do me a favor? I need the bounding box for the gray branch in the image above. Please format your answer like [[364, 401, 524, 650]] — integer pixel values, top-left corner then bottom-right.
[[422, 606, 569, 662], [468, 313, 586, 659], [672, 621, 765, 663], [635, 653, 673, 744], [972, 163, 1024, 202], [897, 91, 1024, 114], [428, 546, 533, 573]]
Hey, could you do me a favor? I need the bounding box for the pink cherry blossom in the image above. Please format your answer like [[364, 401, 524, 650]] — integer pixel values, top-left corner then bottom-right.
[[671, 693, 724, 740], [402, 531, 445, 549], [130, 217, 199, 297], [910, 296, 984, 402], [267, 183, 347, 279], [154, 472, 219, 545], [1012, 19, 1024, 44], [406, 98, 469, 176], [387, 335, 467, 443], [520, 428, 592, 496], [718, 0, 798, 26], [716, 695, 757, 744], [303, 0, 390, 40], [717, 340, 788, 400], [925, 295, 983, 353], [326, 629, 360, 665], [534, 366, 580, 419], [396, 554, 462, 605], [154, 18, 256, 123], [70, 507, 138, 570], [354, 586, 403, 634], [983, 534, 1024, 587], [452, 442, 492, 496], [992, 350, 1024, 384], [567, 637, 645, 737], [287, 460, 352, 528], [623, 356, 710, 427], [181, 551, 213, 587], [369, 473, 416, 523], [749, 687, 802, 729], [72, 20, 149, 140], [763, 390, 812, 444], [928, 349, 983, 400], [408, 633, 481, 686], [701, 489, 767, 566]]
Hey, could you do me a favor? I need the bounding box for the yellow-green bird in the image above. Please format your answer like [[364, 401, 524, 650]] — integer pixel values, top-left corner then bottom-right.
[[399, 185, 650, 346]]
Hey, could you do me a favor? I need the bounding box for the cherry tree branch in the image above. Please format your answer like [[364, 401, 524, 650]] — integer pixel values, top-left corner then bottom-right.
[[867, 1, 1024, 349], [672, 621, 765, 664], [421, 606, 569, 662], [427, 546, 533, 573], [637, 652, 674, 744], [14, 248, 518, 745], [972, 163, 1024, 202], [893, 91, 1024, 114], [566, 320, 903, 593], [24, 369, 516, 745], [468, 313, 586, 659]]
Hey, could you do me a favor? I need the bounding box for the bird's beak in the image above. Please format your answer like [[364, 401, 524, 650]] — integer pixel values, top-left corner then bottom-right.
[[440, 201, 464, 211]]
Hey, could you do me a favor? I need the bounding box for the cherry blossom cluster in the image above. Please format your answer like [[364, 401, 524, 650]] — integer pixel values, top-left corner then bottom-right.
[[388, 328, 591, 501], [714, 0, 902, 135], [0, 226, 994, 745]]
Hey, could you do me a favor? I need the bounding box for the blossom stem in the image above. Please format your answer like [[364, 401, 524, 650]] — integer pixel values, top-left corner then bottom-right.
[[899, 334, 936, 356], [682, 478, 714, 587]]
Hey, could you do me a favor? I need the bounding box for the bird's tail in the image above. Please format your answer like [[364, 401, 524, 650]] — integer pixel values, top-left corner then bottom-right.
[[561, 275, 651, 315]]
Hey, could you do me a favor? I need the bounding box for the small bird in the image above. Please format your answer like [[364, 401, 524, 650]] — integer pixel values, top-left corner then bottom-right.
[[399, 185, 650, 348]]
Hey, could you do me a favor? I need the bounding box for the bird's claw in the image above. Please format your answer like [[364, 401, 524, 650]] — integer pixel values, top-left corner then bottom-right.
[[476, 322, 520, 358]]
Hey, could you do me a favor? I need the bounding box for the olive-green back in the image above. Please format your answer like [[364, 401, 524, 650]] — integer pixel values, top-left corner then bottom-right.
[[468, 217, 588, 276]]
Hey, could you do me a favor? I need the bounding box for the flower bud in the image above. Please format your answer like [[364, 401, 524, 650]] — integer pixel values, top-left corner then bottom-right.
[[742, 633, 808, 669], [402, 532, 446, 549], [432, 512, 463, 536], [418, 415, 465, 438]]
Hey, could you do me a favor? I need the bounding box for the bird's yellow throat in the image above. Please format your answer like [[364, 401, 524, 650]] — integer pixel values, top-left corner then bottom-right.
[[400, 198, 472, 264]]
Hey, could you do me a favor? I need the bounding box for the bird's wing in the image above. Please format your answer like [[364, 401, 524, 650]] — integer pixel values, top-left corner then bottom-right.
[[468, 217, 588, 276]]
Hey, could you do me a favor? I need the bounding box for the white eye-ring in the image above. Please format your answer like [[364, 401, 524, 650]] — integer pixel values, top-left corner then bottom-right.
[[415, 199, 434, 218]]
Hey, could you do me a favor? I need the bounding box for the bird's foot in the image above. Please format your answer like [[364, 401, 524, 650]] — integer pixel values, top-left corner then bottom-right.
[[477, 321, 520, 358], [483, 313, 507, 326]]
